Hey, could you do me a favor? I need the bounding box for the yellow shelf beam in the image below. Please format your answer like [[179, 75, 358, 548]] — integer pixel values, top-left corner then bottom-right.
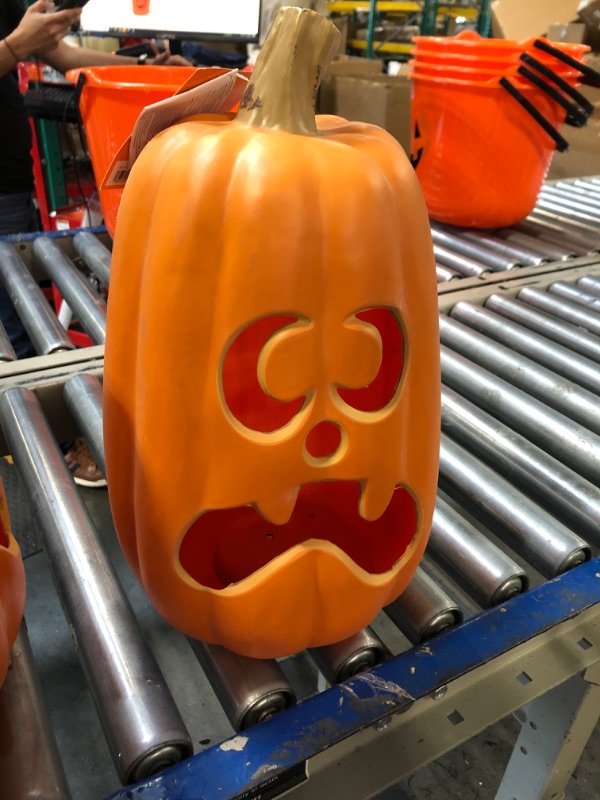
[[329, 1, 421, 10], [329, 1, 477, 14], [347, 38, 415, 53]]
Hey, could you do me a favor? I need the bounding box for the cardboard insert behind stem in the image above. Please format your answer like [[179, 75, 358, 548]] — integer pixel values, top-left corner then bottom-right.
[[102, 67, 248, 189]]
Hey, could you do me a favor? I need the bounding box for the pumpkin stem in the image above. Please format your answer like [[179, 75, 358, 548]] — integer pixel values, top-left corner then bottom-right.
[[237, 7, 341, 136]]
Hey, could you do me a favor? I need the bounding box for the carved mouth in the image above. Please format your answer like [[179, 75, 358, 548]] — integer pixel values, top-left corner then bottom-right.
[[178, 481, 418, 589]]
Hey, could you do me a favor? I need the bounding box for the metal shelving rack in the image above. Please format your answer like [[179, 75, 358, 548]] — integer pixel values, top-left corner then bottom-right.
[[328, 0, 491, 59]]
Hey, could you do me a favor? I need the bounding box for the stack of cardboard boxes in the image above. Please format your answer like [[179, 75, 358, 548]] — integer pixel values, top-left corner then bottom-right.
[[319, 0, 600, 181], [317, 56, 412, 155]]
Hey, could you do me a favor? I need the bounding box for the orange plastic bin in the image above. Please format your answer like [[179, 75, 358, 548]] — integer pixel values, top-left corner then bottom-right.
[[66, 66, 196, 237], [410, 74, 570, 228]]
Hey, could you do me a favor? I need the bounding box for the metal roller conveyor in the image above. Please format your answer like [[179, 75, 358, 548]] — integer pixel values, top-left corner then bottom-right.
[[0, 387, 193, 786], [32, 237, 107, 345], [518, 286, 600, 337], [515, 217, 599, 255], [441, 386, 600, 546], [432, 244, 490, 277], [534, 196, 600, 225], [429, 493, 528, 608], [436, 264, 460, 282], [0, 241, 74, 355], [529, 208, 600, 240], [187, 640, 296, 732], [549, 280, 600, 311], [555, 180, 598, 198], [541, 186, 600, 214], [571, 179, 600, 196], [456, 229, 549, 266], [484, 294, 600, 364], [0, 621, 72, 800], [73, 231, 111, 289], [578, 274, 600, 296], [383, 561, 463, 643], [440, 314, 600, 436], [450, 302, 600, 395], [440, 344, 600, 484], [63, 373, 105, 476], [494, 228, 576, 261], [439, 434, 591, 577], [430, 226, 522, 271], [308, 627, 389, 685]]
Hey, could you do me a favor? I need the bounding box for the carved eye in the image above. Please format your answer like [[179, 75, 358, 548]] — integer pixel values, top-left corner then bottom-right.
[[337, 308, 404, 412], [222, 315, 305, 433]]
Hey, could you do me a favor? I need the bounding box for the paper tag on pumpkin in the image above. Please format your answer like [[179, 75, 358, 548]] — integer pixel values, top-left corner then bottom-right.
[[102, 67, 248, 189]]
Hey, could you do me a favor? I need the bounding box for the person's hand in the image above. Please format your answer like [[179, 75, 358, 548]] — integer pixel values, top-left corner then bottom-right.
[[152, 50, 193, 67], [6, 0, 82, 60]]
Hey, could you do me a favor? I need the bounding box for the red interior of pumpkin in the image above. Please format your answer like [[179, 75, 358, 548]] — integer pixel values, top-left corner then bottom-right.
[[179, 481, 418, 589], [0, 516, 8, 549], [223, 308, 404, 430]]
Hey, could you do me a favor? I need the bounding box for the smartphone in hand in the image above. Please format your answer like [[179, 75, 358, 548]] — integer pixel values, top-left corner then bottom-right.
[[53, 0, 90, 11]]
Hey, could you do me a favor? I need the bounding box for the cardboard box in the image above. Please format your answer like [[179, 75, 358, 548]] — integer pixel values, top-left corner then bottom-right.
[[578, 0, 600, 50], [323, 55, 384, 76], [578, 0, 600, 29], [317, 73, 412, 154], [317, 55, 384, 113], [330, 14, 349, 54], [547, 105, 600, 179], [546, 21, 586, 42], [491, 0, 580, 39]]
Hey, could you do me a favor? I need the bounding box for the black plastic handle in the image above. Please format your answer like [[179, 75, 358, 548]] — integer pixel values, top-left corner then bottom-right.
[[517, 62, 591, 128], [520, 52, 595, 122], [499, 77, 569, 152], [533, 38, 600, 88]]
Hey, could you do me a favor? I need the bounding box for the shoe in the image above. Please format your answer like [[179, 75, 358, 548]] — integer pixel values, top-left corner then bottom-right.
[[64, 439, 107, 489]]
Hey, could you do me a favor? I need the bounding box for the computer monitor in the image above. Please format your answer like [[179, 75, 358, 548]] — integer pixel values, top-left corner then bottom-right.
[[79, 0, 262, 44]]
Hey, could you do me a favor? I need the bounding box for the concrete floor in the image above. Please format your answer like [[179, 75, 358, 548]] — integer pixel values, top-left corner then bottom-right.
[[15, 484, 600, 799]]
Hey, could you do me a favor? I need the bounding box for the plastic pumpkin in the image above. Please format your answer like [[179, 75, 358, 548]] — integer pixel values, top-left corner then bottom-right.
[[103, 7, 440, 658], [0, 478, 26, 685]]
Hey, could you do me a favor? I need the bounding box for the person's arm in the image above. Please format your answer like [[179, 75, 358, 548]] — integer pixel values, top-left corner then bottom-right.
[[0, 0, 81, 76], [1, 0, 190, 78], [42, 39, 191, 74]]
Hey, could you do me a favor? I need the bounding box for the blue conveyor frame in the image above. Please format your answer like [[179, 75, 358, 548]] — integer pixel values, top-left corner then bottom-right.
[[107, 556, 600, 800]]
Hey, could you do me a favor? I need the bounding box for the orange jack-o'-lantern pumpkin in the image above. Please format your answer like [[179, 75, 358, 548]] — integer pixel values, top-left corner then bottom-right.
[[103, 8, 440, 658], [0, 479, 25, 685]]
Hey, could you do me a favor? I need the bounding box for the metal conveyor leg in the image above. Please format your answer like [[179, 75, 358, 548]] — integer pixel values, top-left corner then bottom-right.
[[496, 661, 600, 800]]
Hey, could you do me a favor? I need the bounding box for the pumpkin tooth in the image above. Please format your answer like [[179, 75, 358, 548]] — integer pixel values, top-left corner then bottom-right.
[[255, 487, 300, 525], [359, 478, 397, 522]]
